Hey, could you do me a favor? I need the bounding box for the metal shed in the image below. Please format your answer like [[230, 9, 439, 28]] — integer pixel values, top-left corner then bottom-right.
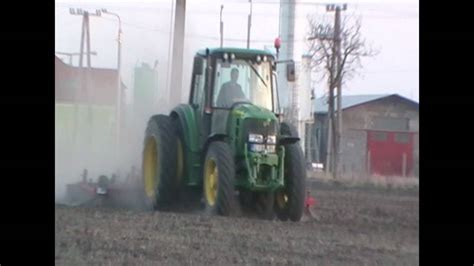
[[310, 94, 419, 177]]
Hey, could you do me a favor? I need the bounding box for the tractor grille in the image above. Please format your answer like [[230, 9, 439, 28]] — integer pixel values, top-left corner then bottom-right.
[[242, 118, 277, 140]]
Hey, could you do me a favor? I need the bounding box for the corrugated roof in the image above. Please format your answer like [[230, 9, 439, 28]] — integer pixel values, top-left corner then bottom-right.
[[314, 94, 418, 113]]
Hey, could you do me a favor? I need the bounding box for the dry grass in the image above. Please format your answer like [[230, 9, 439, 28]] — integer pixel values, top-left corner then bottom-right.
[[308, 170, 419, 190]]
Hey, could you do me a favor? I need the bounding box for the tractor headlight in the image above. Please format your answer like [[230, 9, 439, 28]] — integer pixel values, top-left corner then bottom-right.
[[249, 143, 265, 152], [248, 133, 264, 143], [266, 144, 276, 153], [266, 135, 277, 144]]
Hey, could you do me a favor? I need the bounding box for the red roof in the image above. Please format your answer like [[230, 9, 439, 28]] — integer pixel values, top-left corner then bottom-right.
[[55, 56, 126, 105]]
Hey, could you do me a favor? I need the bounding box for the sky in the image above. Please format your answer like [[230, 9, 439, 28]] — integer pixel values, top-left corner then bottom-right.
[[55, 0, 419, 108]]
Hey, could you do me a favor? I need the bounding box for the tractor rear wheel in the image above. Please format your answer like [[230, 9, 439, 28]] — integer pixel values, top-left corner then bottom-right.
[[203, 141, 237, 216], [142, 114, 178, 210], [173, 118, 186, 200]]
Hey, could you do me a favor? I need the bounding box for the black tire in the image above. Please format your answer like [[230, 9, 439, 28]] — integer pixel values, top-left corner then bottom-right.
[[173, 118, 187, 200], [142, 114, 178, 210], [274, 181, 290, 221], [255, 192, 275, 220], [203, 141, 237, 216], [274, 122, 306, 222]]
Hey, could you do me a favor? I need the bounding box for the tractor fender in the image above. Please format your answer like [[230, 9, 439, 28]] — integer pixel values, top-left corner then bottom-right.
[[278, 136, 300, 145], [280, 121, 299, 137], [204, 133, 228, 153], [170, 105, 203, 185], [170, 104, 200, 154], [279, 121, 300, 145]]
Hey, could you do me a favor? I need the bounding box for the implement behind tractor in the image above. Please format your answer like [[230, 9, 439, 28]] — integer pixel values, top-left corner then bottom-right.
[[142, 47, 306, 221], [65, 167, 145, 209]]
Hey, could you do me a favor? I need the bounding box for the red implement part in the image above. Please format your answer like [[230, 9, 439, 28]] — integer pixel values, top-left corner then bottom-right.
[[305, 196, 316, 208]]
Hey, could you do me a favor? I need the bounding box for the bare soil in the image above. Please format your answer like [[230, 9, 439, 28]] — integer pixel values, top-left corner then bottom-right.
[[55, 179, 419, 265]]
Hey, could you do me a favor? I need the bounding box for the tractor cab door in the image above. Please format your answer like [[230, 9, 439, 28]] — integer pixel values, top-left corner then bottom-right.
[[190, 56, 207, 147]]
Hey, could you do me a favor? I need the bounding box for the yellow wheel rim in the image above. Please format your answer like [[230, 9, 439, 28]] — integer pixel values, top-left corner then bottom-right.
[[143, 137, 159, 199], [176, 138, 184, 184], [204, 157, 218, 206], [276, 190, 288, 208]]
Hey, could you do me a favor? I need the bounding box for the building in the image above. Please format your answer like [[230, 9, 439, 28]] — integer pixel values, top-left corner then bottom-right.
[[55, 55, 127, 105], [55, 55, 127, 173], [311, 94, 419, 177]]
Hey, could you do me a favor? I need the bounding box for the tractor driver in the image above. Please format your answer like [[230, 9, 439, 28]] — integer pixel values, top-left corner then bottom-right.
[[217, 68, 247, 108]]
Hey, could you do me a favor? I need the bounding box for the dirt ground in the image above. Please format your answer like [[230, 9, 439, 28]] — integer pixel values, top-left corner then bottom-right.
[[55, 179, 419, 265]]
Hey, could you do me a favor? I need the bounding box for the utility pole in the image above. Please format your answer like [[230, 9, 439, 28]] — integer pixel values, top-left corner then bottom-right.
[[331, 4, 346, 178], [278, 0, 296, 122], [328, 4, 338, 177], [169, 0, 186, 106], [220, 5, 224, 48], [308, 3, 346, 177], [70, 8, 101, 171], [247, 0, 253, 49]]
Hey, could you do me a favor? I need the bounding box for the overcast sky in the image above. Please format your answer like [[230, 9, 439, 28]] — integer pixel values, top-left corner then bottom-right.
[[55, 0, 419, 106]]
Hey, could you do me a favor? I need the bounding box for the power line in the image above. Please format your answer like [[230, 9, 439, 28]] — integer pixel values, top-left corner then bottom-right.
[[56, 5, 418, 19]]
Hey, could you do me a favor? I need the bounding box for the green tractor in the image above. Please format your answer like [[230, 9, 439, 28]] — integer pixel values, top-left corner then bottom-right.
[[142, 47, 306, 221]]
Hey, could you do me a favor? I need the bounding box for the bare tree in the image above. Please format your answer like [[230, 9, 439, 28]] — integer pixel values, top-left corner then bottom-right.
[[307, 14, 378, 92], [306, 13, 378, 177]]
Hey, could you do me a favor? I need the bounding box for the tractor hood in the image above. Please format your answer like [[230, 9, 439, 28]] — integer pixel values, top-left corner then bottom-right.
[[229, 103, 279, 145], [231, 103, 278, 122]]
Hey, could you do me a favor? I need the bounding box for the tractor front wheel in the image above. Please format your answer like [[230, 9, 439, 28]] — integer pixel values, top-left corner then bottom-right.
[[274, 143, 306, 221], [203, 141, 237, 216]]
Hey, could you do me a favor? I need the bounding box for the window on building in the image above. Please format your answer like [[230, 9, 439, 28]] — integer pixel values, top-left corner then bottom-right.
[[395, 132, 410, 143]]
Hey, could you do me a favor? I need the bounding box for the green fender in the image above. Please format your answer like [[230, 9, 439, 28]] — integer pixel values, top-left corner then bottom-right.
[[170, 104, 202, 186]]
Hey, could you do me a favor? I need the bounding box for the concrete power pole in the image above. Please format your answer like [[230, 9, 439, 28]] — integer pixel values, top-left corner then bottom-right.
[[333, 4, 346, 178], [247, 0, 253, 49], [69, 8, 102, 172], [309, 4, 346, 177], [335, 5, 344, 178], [76, 10, 94, 149], [220, 5, 224, 48], [278, 0, 296, 113], [322, 3, 346, 178], [169, 0, 186, 106]]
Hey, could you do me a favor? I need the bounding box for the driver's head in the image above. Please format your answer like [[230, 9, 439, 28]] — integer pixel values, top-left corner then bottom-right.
[[231, 68, 239, 82]]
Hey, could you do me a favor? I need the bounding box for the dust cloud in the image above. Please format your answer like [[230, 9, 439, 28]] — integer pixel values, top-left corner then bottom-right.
[[55, 1, 277, 202]]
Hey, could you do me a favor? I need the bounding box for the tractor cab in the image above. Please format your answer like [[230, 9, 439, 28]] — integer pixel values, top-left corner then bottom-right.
[[189, 48, 295, 144]]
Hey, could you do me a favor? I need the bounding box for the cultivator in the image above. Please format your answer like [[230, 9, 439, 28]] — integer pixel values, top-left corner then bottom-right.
[[65, 167, 145, 209]]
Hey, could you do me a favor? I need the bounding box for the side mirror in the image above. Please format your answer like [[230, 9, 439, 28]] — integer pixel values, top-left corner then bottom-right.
[[194, 57, 204, 75], [286, 61, 296, 82]]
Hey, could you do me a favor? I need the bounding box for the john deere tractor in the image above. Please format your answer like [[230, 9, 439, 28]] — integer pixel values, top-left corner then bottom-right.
[[142, 47, 306, 221]]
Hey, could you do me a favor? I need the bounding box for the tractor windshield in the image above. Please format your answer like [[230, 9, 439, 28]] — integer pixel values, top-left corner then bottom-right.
[[213, 59, 273, 111]]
